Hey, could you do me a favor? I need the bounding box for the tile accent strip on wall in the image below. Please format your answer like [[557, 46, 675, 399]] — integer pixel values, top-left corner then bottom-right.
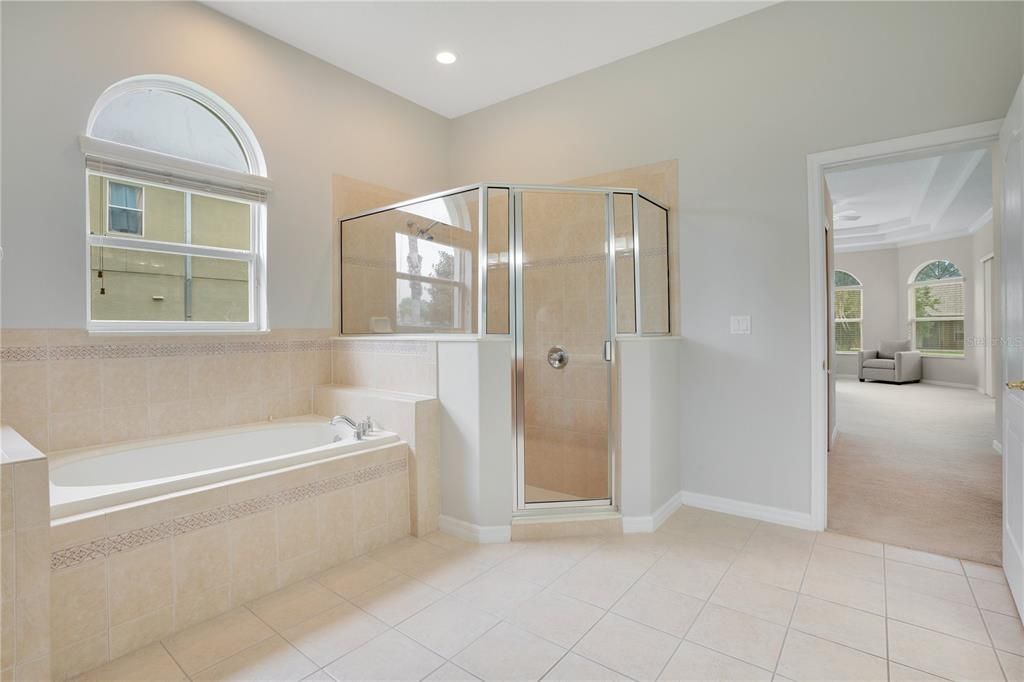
[[1, 338, 332, 362], [50, 457, 407, 571]]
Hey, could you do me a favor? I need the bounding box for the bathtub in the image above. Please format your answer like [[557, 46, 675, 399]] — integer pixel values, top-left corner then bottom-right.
[[49, 416, 400, 518]]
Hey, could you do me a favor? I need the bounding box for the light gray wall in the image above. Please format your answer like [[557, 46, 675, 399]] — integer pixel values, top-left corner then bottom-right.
[[447, 2, 1022, 515], [833, 248, 900, 376], [1, 1, 449, 329]]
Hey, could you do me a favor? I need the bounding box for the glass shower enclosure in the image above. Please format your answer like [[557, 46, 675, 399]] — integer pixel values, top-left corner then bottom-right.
[[340, 184, 670, 511]]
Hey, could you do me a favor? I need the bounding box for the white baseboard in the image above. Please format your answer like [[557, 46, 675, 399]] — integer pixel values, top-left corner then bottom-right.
[[922, 379, 977, 390], [438, 515, 511, 544], [994, 440, 1004, 455], [679, 490, 817, 530], [622, 491, 684, 534]]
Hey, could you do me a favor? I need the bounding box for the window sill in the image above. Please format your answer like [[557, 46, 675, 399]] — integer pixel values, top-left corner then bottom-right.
[[920, 353, 966, 359], [88, 327, 270, 337], [835, 351, 859, 355]]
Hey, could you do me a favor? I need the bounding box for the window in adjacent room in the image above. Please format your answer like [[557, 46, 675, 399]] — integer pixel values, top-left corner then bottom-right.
[[909, 259, 965, 357], [83, 75, 270, 332], [106, 181, 144, 236], [834, 269, 863, 353]]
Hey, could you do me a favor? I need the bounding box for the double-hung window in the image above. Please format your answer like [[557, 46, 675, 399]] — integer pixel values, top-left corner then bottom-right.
[[909, 260, 965, 357], [834, 270, 863, 353], [83, 75, 270, 332]]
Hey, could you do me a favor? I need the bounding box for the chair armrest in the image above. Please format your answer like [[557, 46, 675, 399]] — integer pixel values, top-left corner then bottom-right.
[[895, 350, 922, 381], [857, 350, 878, 379]]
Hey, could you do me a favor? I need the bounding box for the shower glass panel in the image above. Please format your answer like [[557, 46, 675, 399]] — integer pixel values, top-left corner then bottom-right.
[[340, 189, 479, 334], [518, 190, 612, 505], [613, 193, 637, 334], [339, 183, 670, 512], [638, 196, 671, 334], [486, 188, 511, 334]]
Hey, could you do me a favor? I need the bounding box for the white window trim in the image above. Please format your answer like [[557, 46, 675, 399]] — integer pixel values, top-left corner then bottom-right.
[[833, 281, 863, 355], [106, 180, 145, 237], [908, 274, 966, 357], [83, 75, 270, 334], [86, 168, 267, 334]]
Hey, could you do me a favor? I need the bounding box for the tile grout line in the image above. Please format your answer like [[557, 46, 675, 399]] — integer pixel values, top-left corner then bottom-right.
[[158, 641, 189, 681], [548, 538, 676, 681], [883, 543, 890, 682], [651, 519, 758, 680], [963, 559, 1011, 682], [768, 524, 815, 677]]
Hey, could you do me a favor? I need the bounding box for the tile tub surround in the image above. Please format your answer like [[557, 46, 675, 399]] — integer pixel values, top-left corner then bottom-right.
[[314, 384, 440, 537], [0, 427, 52, 681], [48, 441, 410, 680], [75, 505, 1021, 682], [331, 338, 437, 397], [0, 328, 333, 453]]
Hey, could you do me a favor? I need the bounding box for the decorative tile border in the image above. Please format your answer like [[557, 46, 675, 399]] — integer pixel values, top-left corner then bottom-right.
[[2, 338, 331, 363], [51, 457, 406, 571]]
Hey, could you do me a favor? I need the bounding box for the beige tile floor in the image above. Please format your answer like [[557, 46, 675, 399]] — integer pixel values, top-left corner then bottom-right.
[[75, 505, 1023, 681]]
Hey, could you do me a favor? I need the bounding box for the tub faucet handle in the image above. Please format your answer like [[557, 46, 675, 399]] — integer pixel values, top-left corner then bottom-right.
[[363, 416, 374, 434]]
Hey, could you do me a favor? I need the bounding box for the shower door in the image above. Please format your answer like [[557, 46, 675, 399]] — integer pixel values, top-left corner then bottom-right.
[[514, 189, 615, 508]]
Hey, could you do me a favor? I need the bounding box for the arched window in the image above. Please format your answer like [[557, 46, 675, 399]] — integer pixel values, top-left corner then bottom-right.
[[82, 75, 269, 332], [834, 270, 863, 353], [909, 259, 965, 356]]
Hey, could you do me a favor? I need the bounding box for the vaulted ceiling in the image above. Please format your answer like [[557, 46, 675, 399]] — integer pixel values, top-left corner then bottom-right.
[[826, 148, 993, 253], [205, 1, 772, 118]]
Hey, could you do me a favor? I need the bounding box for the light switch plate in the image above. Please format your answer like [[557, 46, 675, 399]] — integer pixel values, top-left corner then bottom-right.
[[730, 315, 751, 335]]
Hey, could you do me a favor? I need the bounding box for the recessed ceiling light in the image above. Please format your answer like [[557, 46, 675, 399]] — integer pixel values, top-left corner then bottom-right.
[[435, 51, 457, 65]]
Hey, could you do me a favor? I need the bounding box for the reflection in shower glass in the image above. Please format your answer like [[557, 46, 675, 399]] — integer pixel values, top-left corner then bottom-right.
[[340, 188, 479, 334]]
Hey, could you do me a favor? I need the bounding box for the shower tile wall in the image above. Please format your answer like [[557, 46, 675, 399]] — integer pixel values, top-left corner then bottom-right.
[[522, 193, 614, 501], [0, 329, 332, 453]]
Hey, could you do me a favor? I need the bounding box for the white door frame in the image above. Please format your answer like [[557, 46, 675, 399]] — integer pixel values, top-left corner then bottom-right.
[[983, 253, 995, 398], [806, 119, 1002, 530]]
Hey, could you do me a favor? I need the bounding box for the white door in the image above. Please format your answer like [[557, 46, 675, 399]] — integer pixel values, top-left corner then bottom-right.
[[1002, 77, 1024, 614]]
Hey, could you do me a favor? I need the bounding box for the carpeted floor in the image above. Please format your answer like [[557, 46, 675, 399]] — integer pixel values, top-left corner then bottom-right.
[[828, 377, 1002, 565]]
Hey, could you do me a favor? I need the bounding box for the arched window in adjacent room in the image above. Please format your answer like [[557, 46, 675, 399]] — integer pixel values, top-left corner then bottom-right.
[[834, 269, 863, 353], [909, 259, 965, 357], [82, 75, 270, 332]]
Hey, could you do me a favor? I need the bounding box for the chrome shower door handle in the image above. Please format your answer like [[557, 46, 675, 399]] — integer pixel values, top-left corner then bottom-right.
[[547, 346, 568, 369]]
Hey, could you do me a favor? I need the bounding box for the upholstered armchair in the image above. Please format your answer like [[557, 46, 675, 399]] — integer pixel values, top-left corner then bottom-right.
[[858, 340, 922, 384]]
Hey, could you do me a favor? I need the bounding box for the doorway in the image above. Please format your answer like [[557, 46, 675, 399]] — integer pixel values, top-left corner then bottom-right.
[[807, 120, 1003, 561], [515, 189, 615, 507]]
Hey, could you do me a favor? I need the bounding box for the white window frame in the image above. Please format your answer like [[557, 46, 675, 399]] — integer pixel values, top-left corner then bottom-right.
[[105, 180, 145, 237], [833, 270, 863, 354], [393, 233, 467, 333], [83, 75, 270, 334], [908, 260, 965, 358]]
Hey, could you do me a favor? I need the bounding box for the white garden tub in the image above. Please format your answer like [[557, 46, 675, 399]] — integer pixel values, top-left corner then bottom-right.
[[49, 416, 399, 518]]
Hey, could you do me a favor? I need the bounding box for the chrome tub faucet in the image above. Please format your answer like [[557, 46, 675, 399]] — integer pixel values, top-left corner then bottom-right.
[[330, 415, 373, 440]]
